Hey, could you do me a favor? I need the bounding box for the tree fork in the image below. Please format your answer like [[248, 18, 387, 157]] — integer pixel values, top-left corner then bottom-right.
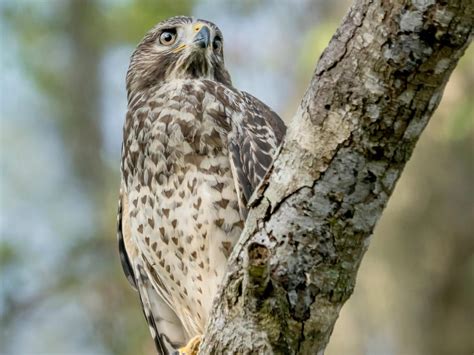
[[200, 0, 473, 353]]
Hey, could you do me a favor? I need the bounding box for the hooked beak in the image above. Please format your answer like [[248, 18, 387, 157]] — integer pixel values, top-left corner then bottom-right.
[[193, 25, 210, 49]]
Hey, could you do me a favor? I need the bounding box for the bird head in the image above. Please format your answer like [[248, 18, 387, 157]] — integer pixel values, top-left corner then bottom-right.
[[126, 16, 232, 98]]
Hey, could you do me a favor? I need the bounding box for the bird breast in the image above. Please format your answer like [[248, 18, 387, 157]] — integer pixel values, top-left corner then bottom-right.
[[126, 79, 244, 336]]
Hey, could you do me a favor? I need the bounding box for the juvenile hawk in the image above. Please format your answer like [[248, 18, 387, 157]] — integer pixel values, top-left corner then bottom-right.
[[118, 16, 286, 354]]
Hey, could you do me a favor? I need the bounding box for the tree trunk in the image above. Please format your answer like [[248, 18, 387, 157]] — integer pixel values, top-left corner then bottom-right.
[[199, 0, 472, 353]]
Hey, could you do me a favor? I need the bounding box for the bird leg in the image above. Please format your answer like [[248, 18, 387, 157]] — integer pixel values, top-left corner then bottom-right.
[[178, 335, 202, 355]]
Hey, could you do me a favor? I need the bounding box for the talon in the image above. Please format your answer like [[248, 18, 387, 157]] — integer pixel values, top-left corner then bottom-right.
[[178, 335, 202, 355]]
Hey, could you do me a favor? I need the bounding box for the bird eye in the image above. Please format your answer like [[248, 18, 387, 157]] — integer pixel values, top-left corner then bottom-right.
[[159, 30, 176, 46], [213, 38, 222, 53]]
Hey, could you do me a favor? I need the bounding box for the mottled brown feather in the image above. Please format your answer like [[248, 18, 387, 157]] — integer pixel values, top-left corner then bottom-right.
[[117, 16, 286, 355]]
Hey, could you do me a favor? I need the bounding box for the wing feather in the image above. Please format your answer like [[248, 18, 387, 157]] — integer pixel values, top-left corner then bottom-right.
[[117, 190, 137, 289], [228, 91, 286, 217]]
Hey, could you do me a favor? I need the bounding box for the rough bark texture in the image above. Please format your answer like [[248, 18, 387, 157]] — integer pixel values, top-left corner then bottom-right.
[[200, 0, 473, 353]]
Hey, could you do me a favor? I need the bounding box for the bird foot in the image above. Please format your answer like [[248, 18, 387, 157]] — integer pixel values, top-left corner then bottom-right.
[[178, 335, 202, 355]]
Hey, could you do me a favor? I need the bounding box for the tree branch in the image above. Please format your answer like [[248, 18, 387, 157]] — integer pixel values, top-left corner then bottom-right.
[[200, 0, 473, 353]]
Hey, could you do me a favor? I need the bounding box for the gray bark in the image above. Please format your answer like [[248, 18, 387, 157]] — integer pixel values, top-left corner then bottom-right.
[[200, 0, 473, 354]]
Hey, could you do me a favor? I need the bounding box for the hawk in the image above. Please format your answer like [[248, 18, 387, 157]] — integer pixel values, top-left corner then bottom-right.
[[117, 16, 286, 354]]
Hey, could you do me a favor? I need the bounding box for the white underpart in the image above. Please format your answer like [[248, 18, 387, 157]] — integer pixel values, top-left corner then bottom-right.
[[127, 80, 243, 338]]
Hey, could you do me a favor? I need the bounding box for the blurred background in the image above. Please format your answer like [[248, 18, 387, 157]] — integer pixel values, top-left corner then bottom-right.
[[0, 0, 472, 354]]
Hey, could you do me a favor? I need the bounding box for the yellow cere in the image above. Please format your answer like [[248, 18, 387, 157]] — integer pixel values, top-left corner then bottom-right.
[[193, 23, 204, 32]]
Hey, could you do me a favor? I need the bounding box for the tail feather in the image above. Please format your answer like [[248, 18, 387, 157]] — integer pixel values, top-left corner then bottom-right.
[[135, 261, 186, 354]]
